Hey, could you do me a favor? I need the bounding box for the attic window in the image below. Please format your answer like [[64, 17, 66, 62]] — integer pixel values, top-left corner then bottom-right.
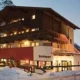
[[32, 15, 36, 19]]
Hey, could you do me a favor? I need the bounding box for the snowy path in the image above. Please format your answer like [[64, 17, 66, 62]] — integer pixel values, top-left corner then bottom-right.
[[0, 67, 80, 80]]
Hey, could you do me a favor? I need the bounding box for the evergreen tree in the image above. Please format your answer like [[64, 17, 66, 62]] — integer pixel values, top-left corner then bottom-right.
[[0, 0, 14, 10]]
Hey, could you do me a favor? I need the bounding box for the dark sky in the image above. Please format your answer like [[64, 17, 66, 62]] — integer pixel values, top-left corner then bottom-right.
[[12, 0, 80, 44]]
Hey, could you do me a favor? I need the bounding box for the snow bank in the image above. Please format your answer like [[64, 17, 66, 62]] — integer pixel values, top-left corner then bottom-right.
[[0, 66, 80, 80], [0, 66, 40, 80]]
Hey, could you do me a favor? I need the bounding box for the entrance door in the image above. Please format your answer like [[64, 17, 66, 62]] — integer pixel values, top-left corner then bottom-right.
[[61, 60, 72, 71], [62, 61, 68, 71]]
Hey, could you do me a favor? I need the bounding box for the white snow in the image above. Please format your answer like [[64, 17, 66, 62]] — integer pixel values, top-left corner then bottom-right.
[[0, 66, 80, 80]]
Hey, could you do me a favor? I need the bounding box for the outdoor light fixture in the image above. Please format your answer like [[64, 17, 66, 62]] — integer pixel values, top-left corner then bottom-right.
[[22, 18, 24, 21], [32, 15, 36, 19]]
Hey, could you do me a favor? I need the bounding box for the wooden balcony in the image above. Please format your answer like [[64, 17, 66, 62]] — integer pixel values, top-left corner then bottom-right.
[[0, 29, 65, 44]]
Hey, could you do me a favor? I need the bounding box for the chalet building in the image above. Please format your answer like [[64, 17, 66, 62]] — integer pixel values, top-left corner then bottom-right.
[[0, 6, 80, 71]]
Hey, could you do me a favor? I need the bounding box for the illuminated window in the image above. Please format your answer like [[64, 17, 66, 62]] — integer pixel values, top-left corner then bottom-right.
[[30, 61, 33, 65], [20, 60, 26, 65], [26, 60, 29, 64], [18, 44, 21, 47], [10, 33, 13, 36], [46, 62, 51, 66], [21, 31, 24, 34], [10, 18, 21, 24], [1, 59, 4, 61], [36, 42, 39, 46], [34, 61, 37, 66], [3, 34, 7, 37], [32, 15, 36, 19], [31, 29, 36, 32], [24, 40, 30, 47], [19, 32, 21, 34], [31, 43, 35, 47], [22, 18, 24, 21], [1, 59, 6, 62], [2, 44, 7, 48], [26, 29, 29, 32], [14, 32, 17, 35], [8, 44, 11, 48]]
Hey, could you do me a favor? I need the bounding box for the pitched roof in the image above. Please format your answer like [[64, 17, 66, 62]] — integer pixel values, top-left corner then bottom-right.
[[0, 6, 80, 29]]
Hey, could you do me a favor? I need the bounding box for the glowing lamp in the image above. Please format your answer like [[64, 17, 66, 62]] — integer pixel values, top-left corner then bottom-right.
[[24, 40, 30, 47], [26, 60, 29, 63], [14, 32, 17, 35]]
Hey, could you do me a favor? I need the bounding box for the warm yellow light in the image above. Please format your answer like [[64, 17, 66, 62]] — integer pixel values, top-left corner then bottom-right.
[[10, 33, 13, 36], [19, 32, 21, 34], [30, 61, 33, 65], [32, 15, 36, 19], [53, 56, 74, 66], [1, 59, 4, 61], [26, 60, 29, 63], [22, 31, 24, 34], [36, 42, 39, 46], [4, 34, 7, 37], [22, 18, 24, 21], [31, 29, 36, 32], [24, 40, 30, 47], [26, 29, 29, 32], [14, 32, 17, 35], [3, 44, 6, 47], [31, 43, 35, 47]]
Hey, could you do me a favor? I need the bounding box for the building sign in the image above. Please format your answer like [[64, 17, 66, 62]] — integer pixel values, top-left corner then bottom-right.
[[39, 55, 51, 58], [33, 46, 53, 61]]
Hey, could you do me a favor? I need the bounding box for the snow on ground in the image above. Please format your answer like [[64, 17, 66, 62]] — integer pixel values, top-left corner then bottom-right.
[[0, 66, 80, 80]]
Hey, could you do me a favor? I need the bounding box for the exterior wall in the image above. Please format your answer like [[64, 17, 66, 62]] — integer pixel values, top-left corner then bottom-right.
[[0, 47, 33, 60], [61, 22, 74, 44], [73, 55, 80, 71], [33, 46, 53, 61]]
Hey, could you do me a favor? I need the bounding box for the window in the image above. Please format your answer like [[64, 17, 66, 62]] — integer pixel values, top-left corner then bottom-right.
[[2, 44, 7, 48], [14, 32, 17, 35], [1, 59, 7, 62], [26, 29, 29, 32], [32, 15, 36, 19], [36, 42, 39, 46], [20, 60, 26, 66], [22, 18, 24, 21], [31, 43, 35, 47], [24, 40, 30, 47], [30, 61, 33, 65], [31, 28, 39, 32], [31, 29, 36, 32]]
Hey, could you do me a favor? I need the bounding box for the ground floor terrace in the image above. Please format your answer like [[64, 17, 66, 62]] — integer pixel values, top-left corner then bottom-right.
[[0, 46, 80, 72]]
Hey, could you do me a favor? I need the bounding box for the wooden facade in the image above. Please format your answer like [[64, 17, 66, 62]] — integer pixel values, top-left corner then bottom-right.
[[0, 6, 79, 44]]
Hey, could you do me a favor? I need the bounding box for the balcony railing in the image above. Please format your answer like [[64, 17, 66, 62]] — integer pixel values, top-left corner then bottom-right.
[[0, 29, 66, 44]]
